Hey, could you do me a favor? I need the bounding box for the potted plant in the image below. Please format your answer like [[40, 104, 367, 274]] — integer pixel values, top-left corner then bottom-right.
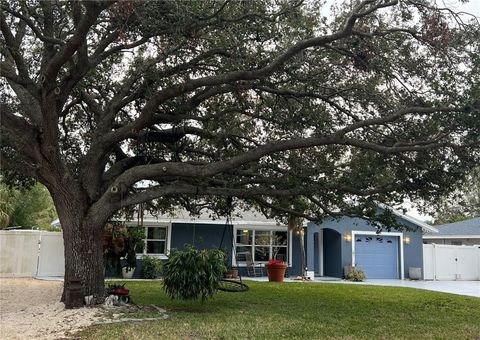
[[225, 267, 239, 279], [103, 223, 144, 278], [121, 226, 145, 278], [265, 259, 288, 282]]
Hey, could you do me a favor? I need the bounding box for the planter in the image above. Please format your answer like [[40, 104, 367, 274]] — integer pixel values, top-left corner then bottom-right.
[[265, 263, 288, 282], [225, 269, 239, 279], [122, 267, 135, 279]]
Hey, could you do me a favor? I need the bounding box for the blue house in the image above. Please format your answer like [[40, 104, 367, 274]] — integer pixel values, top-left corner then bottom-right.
[[125, 206, 436, 280]]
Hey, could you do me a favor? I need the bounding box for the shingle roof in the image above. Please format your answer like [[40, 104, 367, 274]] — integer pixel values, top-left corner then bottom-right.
[[426, 217, 480, 236]]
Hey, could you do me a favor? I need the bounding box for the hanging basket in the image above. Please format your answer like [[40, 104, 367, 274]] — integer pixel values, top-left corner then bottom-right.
[[265, 263, 288, 282]]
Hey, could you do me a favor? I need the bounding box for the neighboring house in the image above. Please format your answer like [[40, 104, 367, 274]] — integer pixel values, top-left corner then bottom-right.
[[52, 206, 435, 280], [423, 217, 480, 246]]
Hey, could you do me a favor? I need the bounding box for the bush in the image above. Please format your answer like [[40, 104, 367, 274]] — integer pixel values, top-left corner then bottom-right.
[[162, 246, 227, 301], [142, 256, 163, 279], [346, 267, 366, 282]]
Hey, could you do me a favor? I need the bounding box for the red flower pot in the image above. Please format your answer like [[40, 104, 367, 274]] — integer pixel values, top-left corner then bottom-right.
[[265, 263, 288, 282]]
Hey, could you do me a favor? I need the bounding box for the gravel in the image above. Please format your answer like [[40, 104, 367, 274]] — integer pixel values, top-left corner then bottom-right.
[[0, 278, 103, 339]]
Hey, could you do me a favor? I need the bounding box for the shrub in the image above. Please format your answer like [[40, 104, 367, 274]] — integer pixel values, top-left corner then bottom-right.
[[346, 267, 367, 282], [162, 246, 227, 301], [142, 256, 163, 279]]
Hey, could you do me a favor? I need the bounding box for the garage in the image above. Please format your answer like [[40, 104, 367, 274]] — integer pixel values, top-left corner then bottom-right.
[[354, 234, 400, 279]]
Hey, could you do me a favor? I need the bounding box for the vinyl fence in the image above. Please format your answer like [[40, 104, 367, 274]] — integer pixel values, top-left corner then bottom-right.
[[423, 244, 480, 280], [0, 230, 64, 277]]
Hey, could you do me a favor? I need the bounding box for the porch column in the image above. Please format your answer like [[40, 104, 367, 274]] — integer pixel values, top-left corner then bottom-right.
[[306, 225, 316, 279]]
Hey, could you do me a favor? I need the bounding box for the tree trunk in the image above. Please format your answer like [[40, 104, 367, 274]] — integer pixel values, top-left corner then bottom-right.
[[61, 216, 106, 307], [51, 187, 107, 308]]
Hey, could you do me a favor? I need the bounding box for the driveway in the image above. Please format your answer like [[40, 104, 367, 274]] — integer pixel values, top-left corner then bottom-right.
[[333, 279, 480, 298]]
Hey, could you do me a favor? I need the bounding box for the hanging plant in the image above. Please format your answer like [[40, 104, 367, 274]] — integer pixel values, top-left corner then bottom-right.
[[103, 223, 144, 274]]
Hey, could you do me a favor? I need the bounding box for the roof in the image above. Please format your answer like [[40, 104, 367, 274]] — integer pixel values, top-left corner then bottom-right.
[[52, 204, 435, 231], [135, 208, 283, 227], [377, 203, 438, 233], [51, 208, 283, 228], [424, 217, 480, 238]]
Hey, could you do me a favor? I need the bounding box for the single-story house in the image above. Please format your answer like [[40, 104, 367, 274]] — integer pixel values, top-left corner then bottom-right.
[[52, 206, 435, 279], [423, 217, 480, 246], [98, 205, 434, 280]]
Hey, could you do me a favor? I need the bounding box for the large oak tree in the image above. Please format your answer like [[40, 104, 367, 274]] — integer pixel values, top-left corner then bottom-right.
[[1, 0, 479, 306]]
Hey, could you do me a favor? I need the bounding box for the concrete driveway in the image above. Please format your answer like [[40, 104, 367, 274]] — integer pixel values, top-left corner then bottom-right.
[[333, 279, 480, 298]]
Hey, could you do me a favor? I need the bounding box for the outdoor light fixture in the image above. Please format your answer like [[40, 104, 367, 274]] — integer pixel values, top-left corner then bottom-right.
[[404, 236, 411, 244], [344, 233, 352, 242], [242, 229, 249, 233]]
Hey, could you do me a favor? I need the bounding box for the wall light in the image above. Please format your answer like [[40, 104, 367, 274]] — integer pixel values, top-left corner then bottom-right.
[[404, 236, 411, 244], [344, 233, 352, 242]]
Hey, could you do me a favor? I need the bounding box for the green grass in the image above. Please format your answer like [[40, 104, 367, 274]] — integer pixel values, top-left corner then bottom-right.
[[79, 281, 480, 339]]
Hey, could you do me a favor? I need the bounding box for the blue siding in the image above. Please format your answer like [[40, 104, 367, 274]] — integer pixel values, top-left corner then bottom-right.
[[170, 222, 234, 267], [170, 223, 233, 251]]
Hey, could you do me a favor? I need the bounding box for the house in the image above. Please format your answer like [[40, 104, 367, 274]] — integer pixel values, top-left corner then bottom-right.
[[110, 205, 434, 280], [423, 217, 480, 246], [52, 206, 434, 280]]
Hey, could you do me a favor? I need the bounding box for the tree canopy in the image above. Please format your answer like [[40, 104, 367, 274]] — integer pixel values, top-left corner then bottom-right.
[[1, 0, 479, 303], [433, 167, 480, 224], [0, 182, 58, 229]]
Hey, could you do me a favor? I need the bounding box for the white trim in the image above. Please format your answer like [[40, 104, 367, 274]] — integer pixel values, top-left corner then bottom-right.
[[376, 203, 438, 233], [131, 217, 279, 226], [423, 235, 480, 239], [232, 224, 292, 267], [318, 230, 324, 276], [130, 222, 171, 260], [351, 230, 404, 280]]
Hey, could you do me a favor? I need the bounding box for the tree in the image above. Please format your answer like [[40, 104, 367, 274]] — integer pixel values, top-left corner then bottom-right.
[[0, 182, 58, 230], [1, 0, 479, 306], [433, 167, 480, 224]]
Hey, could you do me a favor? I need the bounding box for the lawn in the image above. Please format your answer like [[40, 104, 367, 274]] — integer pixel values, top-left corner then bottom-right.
[[79, 281, 480, 339]]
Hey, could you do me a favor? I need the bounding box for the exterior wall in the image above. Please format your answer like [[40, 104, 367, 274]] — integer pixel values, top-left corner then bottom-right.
[[170, 222, 233, 253], [323, 229, 342, 278], [288, 232, 305, 276], [307, 215, 424, 279], [423, 238, 480, 246]]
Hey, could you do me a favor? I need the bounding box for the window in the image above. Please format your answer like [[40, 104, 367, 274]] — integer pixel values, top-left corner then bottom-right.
[[235, 228, 289, 263], [137, 225, 168, 256]]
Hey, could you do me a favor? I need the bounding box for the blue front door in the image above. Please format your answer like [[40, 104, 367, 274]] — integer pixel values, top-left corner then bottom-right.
[[354, 235, 399, 279]]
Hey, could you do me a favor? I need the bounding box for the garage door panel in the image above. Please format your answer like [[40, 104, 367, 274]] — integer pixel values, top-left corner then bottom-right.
[[355, 235, 399, 279]]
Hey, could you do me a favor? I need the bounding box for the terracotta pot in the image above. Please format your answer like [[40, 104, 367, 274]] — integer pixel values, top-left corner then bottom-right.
[[265, 263, 288, 282], [225, 269, 239, 279]]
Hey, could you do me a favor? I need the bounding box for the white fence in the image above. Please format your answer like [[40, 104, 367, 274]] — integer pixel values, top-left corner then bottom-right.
[[0, 230, 64, 277], [423, 244, 480, 280]]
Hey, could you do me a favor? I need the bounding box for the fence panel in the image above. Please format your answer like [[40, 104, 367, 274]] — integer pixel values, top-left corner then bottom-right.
[[0, 231, 41, 277], [456, 246, 479, 280], [423, 244, 480, 281], [423, 244, 435, 280], [37, 232, 65, 277]]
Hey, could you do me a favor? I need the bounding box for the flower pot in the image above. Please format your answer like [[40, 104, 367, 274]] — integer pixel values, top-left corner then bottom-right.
[[265, 263, 288, 282], [225, 269, 239, 279], [122, 267, 135, 279]]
